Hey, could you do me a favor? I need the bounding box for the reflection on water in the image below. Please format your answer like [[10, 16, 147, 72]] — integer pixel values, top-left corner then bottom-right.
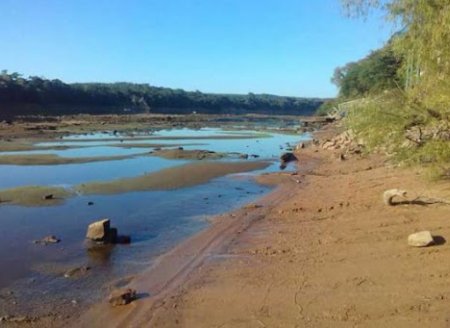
[[0, 126, 310, 317]]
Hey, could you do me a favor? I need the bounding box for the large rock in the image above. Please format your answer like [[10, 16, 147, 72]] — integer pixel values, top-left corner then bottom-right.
[[108, 288, 137, 306], [86, 219, 130, 245], [86, 219, 112, 242], [408, 231, 435, 247]]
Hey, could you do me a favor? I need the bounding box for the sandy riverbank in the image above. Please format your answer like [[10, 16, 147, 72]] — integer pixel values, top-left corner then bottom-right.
[[66, 123, 450, 328]]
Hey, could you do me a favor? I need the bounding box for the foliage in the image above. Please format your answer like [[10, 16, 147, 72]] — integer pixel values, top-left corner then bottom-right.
[[338, 0, 450, 179], [316, 99, 339, 116], [332, 45, 402, 98], [0, 71, 323, 118]]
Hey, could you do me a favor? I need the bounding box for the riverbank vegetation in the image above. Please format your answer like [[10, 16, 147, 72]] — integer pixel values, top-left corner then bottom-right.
[[328, 0, 450, 179], [0, 71, 323, 118]]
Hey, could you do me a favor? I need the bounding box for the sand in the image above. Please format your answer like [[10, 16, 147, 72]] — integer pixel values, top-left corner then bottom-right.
[[0, 186, 73, 207], [69, 123, 450, 328], [77, 161, 271, 195]]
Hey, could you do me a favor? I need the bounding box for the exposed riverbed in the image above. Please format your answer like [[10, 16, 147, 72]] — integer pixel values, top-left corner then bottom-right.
[[0, 124, 310, 322]]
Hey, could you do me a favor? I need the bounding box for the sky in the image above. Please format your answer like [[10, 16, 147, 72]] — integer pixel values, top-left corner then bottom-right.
[[0, 0, 394, 98]]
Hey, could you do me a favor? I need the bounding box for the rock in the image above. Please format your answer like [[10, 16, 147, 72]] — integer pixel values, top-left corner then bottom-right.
[[408, 231, 435, 247], [33, 235, 60, 245], [296, 143, 305, 150], [239, 154, 249, 159], [108, 288, 137, 306], [86, 219, 129, 245], [42, 194, 54, 200], [0, 315, 30, 323], [321, 141, 335, 150], [280, 152, 297, 163], [383, 189, 408, 206], [86, 219, 112, 242], [64, 265, 91, 278]]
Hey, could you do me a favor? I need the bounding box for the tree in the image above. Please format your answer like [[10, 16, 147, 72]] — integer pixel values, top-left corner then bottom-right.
[[340, 0, 450, 178]]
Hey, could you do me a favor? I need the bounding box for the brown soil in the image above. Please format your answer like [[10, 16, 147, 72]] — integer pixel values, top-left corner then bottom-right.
[[70, 124, 450, 328]]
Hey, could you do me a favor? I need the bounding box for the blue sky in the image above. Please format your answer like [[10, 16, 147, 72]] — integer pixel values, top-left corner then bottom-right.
[[0, 0, 393, 97]]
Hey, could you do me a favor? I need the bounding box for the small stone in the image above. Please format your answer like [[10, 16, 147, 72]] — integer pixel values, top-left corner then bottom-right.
[[239, 153, 249, 159], [296, 143, 305, 150], [33, 235, 60, 245], [64, 266, 91, 278], [383, 189, 407, 206], [408, 231, 435, 247], [108, 288, 137, 306]]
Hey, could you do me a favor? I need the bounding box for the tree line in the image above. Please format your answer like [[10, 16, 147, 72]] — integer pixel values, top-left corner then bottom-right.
[[0, 71, 323, 118]]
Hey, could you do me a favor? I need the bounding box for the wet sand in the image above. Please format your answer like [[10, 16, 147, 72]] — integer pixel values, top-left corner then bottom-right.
[[0, 186, 73, 207], [69, 124, 450, 328], [77, 161, 271, 195]]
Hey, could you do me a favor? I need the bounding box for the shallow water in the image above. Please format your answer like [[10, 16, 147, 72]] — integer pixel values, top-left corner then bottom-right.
[[0, 126, 309, 317], [0, 128, 308, 189]]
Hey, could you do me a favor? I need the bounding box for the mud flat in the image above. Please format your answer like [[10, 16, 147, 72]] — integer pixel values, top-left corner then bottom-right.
[[0, 186, 73, 207], [77, 161, 271, 195], [71, 123, 450, 328]]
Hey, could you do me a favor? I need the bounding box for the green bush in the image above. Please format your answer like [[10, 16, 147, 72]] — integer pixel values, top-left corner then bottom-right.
[[345, 93, 450, 179]]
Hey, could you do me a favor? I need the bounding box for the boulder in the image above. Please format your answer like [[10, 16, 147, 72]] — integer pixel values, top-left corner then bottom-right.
[[86, 219, 129, 245], [86, 219, 111, 242], [408, 231, 435, 247], [108, 288, 137, 306]]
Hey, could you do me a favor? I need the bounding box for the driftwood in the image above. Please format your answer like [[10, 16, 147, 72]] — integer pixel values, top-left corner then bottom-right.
[[383, 189, 450, 206]]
